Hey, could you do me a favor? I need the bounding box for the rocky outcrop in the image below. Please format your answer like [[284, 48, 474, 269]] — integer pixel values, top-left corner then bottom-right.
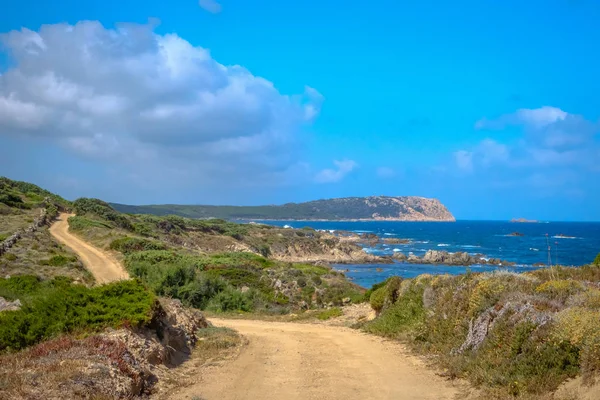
[[268, 232, 387, 264], [0, 297, 21, 312], [395, 250, 516, 267], [507, 232, 524, 237]]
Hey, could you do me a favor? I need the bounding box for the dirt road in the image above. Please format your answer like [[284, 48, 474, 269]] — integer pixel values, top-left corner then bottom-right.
[[170, 318, 462, 400], [49, 213, 128, 283]]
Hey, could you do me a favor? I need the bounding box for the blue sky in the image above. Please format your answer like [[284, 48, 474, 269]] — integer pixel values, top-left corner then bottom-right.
[[0, 0, 599, 220]]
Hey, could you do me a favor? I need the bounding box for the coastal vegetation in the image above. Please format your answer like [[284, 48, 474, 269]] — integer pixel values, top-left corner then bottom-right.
[[363, 265, 600, 398], [0, 276, 155, 351]]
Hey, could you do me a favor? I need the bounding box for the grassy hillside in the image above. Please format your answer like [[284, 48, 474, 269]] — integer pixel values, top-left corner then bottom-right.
[[362, 262, 600, 399], [70, 198, 364, 313], [0, 177, 92, 283], [110, 195, 455, 221]]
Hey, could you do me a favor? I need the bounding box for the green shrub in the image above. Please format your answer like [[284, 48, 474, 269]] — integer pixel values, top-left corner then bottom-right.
[[370, 287, 386, 313], [364, 282, 425, 338], [177, 276, 228, 309], [68, 216, 112, 231], [594, 253, 600, 266], [0, 278, 155, 351], [2, 253, 17, 262], [317, 307, 343, 320], [73, 198, 132, 230], [206, 287, 255, 312], [109, 237, 168, 254], [0, 275, 42, 300], [536, 280, 584, 302], [38, 255, 77, 266]]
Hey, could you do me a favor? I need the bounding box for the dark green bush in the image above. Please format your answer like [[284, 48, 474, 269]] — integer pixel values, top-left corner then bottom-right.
[[73, 198, 132, 230], [206, 286, 255, 312], [0, 277, 155, 351], [38, 255, 77, 267], [68, 216, 112, 231], [109, 237, 168, 254]]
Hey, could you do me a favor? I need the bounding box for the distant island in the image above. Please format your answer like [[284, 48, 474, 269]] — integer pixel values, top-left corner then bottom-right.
[[510, 218, 539, 223], [111, 196, 456, 222]]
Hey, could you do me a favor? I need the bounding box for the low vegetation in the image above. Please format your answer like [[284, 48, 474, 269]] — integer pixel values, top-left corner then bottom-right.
[[317, 307, 343, 320], [363, 265, 600, 398], [0, 276, 155, 351], [121, 247, 361, 314]]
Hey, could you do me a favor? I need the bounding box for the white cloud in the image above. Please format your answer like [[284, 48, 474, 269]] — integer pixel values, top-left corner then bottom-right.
[[0, 21, 323, 188], [315, 160, 358, 183], [199, 0, 222, 13], [450, 106, 600, 197], [376, 166, 396, 178], [453, 150, 473, 172]]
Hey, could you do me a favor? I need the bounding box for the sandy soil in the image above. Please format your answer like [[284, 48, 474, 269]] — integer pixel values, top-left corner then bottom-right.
[[49, 213, 128, 283], [169, 318, 463, 400]]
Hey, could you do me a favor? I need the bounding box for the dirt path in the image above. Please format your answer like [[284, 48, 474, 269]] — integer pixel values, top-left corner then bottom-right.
[[170, 318, 463, 400], [49, 213, 128, 283]]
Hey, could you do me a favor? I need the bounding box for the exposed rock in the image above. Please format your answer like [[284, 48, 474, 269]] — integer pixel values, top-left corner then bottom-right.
[[342, 297, 352, 305], [382, 238, 410, 244], [455, 301, 552, 354], [392, 251, 407, 261], [0, 297, 21, 312], [507, 232, 524, 237], [361, 233, 378, 240], [407, 253, 420, 263], [399, 250, 516, 267]]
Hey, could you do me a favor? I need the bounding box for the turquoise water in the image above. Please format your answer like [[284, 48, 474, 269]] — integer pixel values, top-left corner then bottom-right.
[[253, 220, 600, 288]]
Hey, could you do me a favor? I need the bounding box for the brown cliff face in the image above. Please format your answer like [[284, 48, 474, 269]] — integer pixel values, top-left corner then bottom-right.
[[361, 196, 455, 221]]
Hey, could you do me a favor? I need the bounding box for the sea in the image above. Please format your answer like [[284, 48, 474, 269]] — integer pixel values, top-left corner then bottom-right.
[[252, 220, 600, 288]]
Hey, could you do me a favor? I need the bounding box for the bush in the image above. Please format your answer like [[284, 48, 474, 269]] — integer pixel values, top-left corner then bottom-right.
[[536, 280, 584, 302], [317, 307, 343, 320], [206, 287, 255, 312], [370, 287, 386, 313], [364, 282, 425, 338], [594, 253, 600, 266], [109, 237, 168, 254], [68, 216, 112, 231], [0, 277, 155, 351], [73, 198, 132, 230], [38, 255, 77, 267]]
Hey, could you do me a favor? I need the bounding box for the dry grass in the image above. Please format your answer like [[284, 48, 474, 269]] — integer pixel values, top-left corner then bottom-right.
[[0, 226, 93, 283], [0, 335, 152, 400], [0, 208, 39, 238]]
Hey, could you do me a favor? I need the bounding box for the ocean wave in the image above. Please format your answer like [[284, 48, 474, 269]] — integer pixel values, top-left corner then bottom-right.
[[384, 233, 393, 236], [392, 248, 402, 252], [530, 248, 539, 251], [552, 235, 579, 239], [459, 245, 481, 248], [414, 240, 430, 244], [353, 230, 373, 233], [437, 243, 450, 247]]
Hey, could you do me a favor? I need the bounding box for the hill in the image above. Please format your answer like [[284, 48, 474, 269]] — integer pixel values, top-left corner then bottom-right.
[[111, 196, 456, 221]]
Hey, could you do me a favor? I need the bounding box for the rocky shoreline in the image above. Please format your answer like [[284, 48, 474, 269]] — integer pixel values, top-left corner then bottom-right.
[[323, 230, 516, 267], [391, 249, 515, 266]]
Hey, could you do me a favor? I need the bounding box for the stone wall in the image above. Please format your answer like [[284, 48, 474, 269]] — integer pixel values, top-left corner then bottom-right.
[[0, 207, 50, 257]]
